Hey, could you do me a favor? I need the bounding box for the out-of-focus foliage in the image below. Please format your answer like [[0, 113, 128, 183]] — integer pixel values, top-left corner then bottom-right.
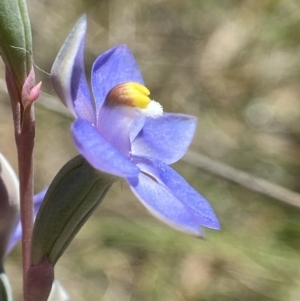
[[1, 0, 300, 300]]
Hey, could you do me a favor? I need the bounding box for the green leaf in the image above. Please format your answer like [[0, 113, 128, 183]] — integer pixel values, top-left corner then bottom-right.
[[31, 156, 117, 266], [0, 0, 32, 91]]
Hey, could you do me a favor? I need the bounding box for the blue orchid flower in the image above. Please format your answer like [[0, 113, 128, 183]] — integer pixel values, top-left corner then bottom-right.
[[51, 16, 220, 236]]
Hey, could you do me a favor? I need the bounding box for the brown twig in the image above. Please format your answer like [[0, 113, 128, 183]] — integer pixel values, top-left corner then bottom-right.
[[183, 151, 300, 209]]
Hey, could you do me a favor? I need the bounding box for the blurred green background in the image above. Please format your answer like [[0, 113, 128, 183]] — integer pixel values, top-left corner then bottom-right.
[[2, 0, 300, 300]]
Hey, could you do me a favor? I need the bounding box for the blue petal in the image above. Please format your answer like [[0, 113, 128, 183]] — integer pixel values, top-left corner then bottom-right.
[[97, 106, 134, 156], [6, 189, 47, 256], [72, 119, 140, 178], [131, 113, 197, 164], [133, 156, 220, 230], [91, 45, 144, 113], [127, 173, 203, 236], [130, 117, 146, 142], [51, 15, 95, 123]]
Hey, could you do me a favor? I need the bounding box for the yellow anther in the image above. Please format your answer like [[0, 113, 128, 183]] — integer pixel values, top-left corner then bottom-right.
[[106, 82, 151, 109]]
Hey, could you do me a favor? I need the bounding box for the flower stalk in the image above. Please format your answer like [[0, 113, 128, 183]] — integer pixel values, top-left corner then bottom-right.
[[5, 67, 37, 300], [0, 0, 37, 299]]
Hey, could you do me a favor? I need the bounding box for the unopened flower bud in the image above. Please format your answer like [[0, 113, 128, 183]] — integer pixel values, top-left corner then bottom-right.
[[0, 154, 19, 301], [0, 0, 33, 93]]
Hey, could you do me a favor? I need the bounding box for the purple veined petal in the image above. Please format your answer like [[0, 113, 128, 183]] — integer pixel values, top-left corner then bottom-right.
[[131, 113, 197, 165], [127, 173, 203, 236], [33, 189, 48, 217], [5, 188, 47, 256], [91, 45, 144, 113], [51, 15, 95, 123], [130, 117, 146, 142], [132, 156, 220, 230], [72, 119, 140, 178], [97, 106, 134, 156]]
